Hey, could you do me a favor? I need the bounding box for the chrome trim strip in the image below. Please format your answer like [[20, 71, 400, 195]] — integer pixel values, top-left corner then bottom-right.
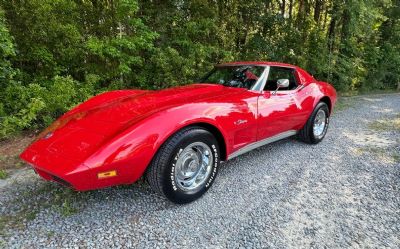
[[227, 130, 297, 160]]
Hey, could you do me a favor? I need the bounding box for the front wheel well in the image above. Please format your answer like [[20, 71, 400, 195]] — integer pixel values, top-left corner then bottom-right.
[[187, 123, 227, 161]]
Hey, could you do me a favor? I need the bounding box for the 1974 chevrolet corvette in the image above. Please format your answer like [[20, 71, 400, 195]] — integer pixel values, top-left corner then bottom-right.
[[21, 61, 337, 203]]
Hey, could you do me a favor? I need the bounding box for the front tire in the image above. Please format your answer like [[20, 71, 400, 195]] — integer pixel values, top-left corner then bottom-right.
[[146, 126, 220, 204], [298, 102, 330, 144]]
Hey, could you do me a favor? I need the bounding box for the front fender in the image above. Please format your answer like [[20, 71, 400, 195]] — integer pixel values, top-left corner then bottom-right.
[[83, 103, 231, 185]]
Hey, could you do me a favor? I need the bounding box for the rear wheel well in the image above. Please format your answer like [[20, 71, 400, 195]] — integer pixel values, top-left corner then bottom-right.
[[319, 96, 332, 115], [188, 123, 227, 161]]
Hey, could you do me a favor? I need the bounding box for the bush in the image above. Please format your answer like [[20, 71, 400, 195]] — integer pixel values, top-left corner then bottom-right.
[[0, 76, 96, 139], [0, 0, 399, 139]]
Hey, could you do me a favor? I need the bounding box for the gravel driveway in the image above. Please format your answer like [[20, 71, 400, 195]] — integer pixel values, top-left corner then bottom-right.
[[1, 93, 399, 248]]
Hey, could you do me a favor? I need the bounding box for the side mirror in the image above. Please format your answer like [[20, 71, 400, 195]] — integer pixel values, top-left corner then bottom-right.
[[273, 79, 289, 95]]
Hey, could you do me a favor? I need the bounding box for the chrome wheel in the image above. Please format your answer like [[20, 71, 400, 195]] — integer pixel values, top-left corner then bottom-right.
[[174, 142, 214, 191], [313, 109, 327, 138]]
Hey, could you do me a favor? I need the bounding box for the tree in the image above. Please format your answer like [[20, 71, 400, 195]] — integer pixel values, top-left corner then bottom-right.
[[0, 0, 399, 138]]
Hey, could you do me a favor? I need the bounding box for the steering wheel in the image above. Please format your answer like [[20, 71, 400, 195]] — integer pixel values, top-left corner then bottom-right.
[[226, 79, 244, 88]]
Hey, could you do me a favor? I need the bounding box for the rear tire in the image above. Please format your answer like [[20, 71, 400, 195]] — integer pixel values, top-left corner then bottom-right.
[[298, 102, 330, 144], [146, 126, 220, 204]]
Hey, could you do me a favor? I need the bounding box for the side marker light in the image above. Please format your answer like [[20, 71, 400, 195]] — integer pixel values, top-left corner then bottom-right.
[[98, 170, 117, 179]]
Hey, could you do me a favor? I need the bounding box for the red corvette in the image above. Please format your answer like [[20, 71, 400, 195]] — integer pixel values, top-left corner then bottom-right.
[[21, 62, 337, 203]]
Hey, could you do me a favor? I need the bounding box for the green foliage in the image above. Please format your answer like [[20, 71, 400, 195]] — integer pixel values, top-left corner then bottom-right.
[[0, 169, 7, 179], [0, 7, 16, 90], [0, 76, 96, 139], [0, 0, 399, 139]]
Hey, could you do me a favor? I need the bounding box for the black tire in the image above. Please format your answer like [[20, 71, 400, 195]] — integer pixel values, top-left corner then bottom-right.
[[145, 126, 220, 204], [298, 102, 330, 144]]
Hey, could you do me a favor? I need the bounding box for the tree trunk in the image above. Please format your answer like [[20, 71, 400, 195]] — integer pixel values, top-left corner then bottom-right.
[[281, 0, 286, 17], [327, 1, 340, 51], [314, 0, 322, 23], [297, 0, 305, 28], [340, 8, 351, 53], [322, 2, 329, 30], [289, 0, 293, 20]]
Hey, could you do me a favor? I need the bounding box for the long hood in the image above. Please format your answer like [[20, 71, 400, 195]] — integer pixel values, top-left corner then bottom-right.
[[23, 84, 235, 164], [67, 83, 229, 127]]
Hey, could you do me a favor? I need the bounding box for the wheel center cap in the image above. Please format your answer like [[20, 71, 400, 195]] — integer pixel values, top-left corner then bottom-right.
[[188, 160, 199, 172], [181, 153, 200, 177]]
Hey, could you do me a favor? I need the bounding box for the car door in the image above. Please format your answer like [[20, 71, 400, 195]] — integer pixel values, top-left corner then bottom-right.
[[257, 66, 304, 140]]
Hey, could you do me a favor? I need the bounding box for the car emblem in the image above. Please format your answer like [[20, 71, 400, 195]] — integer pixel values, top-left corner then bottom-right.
[[43, 132, 53, 139], [234, 119, 248, 125]]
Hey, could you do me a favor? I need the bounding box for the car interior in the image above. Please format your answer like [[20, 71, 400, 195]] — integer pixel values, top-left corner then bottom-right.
[[200, 65, 265, 89], [264, 67, 298, 91]]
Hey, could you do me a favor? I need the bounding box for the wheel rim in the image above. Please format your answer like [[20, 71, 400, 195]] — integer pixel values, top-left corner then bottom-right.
[[174, 142, 213, 191], [313, 109, 327, 138]]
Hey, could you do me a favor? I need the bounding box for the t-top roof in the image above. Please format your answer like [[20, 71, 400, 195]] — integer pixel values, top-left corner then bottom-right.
[[217, 61, 297, 68]]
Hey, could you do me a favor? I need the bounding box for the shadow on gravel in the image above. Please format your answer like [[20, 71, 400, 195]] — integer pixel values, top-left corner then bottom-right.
[[1, 137, 300, 235]]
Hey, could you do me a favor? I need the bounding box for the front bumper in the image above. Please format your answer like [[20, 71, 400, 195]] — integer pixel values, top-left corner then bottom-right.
[[33, 167, 73, 188], [21, 147, 142, 191], [21, 148, 96, 191]]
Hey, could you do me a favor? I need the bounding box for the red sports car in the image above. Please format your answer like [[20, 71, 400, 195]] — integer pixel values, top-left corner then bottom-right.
[[21, 62, 337, 203]]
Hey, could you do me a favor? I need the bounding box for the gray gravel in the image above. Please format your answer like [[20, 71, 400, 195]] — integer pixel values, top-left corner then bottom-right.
[[1, 93, 399, 249]]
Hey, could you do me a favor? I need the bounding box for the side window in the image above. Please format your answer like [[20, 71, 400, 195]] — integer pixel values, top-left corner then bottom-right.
[[264, 67, 298, 91]]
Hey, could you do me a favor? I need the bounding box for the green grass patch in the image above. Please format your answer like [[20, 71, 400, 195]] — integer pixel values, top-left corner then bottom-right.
[[393, 153, 400, 163], [53, 188, 80, 216], [46, 230, 55, 238], [336, 90, 399, 112], [334, 97, 356, 112], [339, 89, 399, 97], [0, 213, 28, 237], [31, 184, 83, 217], [0, 169, 7, 179], [0, 183, 88, 238], [357, 146, 400, 164], [368, 115, 400, 132]]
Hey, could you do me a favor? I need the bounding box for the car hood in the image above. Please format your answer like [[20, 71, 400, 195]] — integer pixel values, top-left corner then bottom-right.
[[66, 83, 230, 127], [23, 84, 237, 163]]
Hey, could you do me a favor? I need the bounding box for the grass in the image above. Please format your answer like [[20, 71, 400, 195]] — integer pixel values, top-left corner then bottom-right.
[[334, 97, 357, 112], [0, 183, 87, 237], [53, 188, 80, 216], [339, 88, 399, 97], [46, 231, 55, 238], [393, 154, 400, 163], [368, 114, 400, 132], [335, 89, 399, 113], [0, 169, 7, 179], [354, 146, 400, 164], [0, 134, 34, 171], [0, 213, 27, 237], [372, 148, 400, 164], [34, 184, 83, 217], [364, 114, 400, 163]]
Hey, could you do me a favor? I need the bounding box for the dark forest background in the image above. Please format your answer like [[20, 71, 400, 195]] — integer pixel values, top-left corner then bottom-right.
[[0, 0, 399, 139]]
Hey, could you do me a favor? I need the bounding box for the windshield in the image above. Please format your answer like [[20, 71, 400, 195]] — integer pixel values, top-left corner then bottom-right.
[[200, 65, 265, 89]]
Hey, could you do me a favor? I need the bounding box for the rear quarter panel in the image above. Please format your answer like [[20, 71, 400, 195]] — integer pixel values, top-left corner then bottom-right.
[[296, 67, 337, 114]]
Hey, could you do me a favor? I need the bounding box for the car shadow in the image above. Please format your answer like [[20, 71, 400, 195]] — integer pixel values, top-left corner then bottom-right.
[[1, 136, 305, 232]]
